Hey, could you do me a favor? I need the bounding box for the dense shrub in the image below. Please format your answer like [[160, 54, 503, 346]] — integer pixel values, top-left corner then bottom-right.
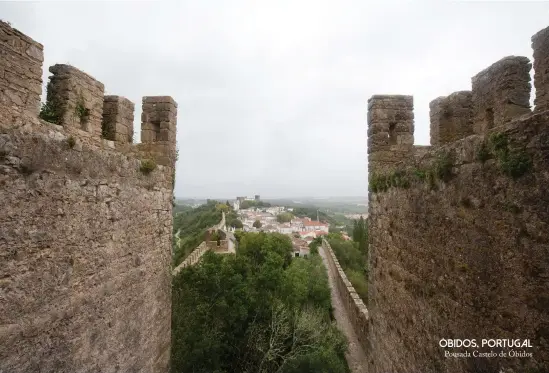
[[171, 232, 349, 373]]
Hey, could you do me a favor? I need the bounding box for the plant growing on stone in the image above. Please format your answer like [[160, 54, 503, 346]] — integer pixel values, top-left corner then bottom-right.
[[140, 159, 157, 175], [75, 96, 90, 124], [414, 169, 426, 181], [389, 170, 411, 189], [67, 136, 76, 149], [433, 152, 454, 182], [489, 132, 532, 179], [477, 141, 491, 163], [369, 173, 388, 193]]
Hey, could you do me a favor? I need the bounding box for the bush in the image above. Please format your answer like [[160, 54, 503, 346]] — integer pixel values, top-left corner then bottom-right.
[[346, 269, 368, 303], [477, 141, 491, 163], [172, 201, 223, 267], [67, 136, 76, 149], [433, 152, 454, 182], [140, 159, 157, 175], [489, 132, 532, 179], [171, 232, 349, 373], [328, 237, 368, 304]]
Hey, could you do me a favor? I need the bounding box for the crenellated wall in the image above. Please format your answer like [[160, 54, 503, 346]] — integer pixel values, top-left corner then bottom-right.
[[0, 21, 43, 125], [471, 56, 531, 134], [429, 91, 473, 146], [366, 26, 549, 373], [322, 239, 370, 356], [171, 212, 233, 275], [532, 27, 549, 112], [0, 21, 176, 373], [367, 95, 415, 177], [102, 95, 135, 143]]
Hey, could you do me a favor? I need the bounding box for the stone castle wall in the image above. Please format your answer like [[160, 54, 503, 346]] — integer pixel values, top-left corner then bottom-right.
[[172, 242, 209, 275], [322, 239, 369, 354], [366, 26, 549, 373], [171, 212, 231, 275], [0, 21, 176, 373]]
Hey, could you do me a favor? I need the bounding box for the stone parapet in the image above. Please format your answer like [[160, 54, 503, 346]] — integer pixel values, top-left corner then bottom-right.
[[0, 21, 43, 125], [102, 95, 135, 143], [429, 91, 473, 146], [471, 56, 531, 134], [322, 239, 369, 355], [532, 26, 549, 112], [47, 64, 105, 136]]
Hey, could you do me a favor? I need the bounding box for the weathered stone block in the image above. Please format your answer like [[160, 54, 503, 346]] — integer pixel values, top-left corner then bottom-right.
[[0, 21, 43, 125], [46, 64, 105, 137], [367, 94, 415, 176], [140, 96, 177, 165], [471, 56, 531, 133], [102, 95, 135, 143], [430, 91, 473, 146], [532, 26, 549, 112]]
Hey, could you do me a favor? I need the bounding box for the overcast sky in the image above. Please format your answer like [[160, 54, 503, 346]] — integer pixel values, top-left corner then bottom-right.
[[2, 1, 548, 198]]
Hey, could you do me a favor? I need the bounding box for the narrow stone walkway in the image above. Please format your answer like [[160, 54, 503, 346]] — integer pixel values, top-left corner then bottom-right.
[[319, 246, 369, 373]]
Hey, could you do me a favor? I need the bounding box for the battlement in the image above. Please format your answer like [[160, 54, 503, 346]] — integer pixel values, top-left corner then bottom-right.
[[471, 56, 531, 133], [532, 26, 549, 112], [368, 26, 549, 182], [429, 90, 473, 146], [102, 95, 135, 143], [0, 20, 175, 373], [0, 21, 43, 125], [367, 95, 415, 176], [0, 20, 177, 169], [365, 25, 549, 373]]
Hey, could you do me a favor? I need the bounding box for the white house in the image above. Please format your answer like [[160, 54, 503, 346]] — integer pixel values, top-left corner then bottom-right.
[[299, 246, 310, 257], [290, 218, 304, 230], [278, 223, 293, 235]]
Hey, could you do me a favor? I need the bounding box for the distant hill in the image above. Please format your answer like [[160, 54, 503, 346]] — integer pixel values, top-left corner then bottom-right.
[[263, 197, 368, 214]]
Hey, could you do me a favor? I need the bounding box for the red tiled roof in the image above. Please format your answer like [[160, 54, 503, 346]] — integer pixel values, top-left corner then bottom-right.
[[303, 221, 328, 227]]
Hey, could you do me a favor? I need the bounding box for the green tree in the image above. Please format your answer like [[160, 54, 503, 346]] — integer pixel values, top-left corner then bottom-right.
[[276, 212, 293, 223], [172, 201, 223, 267], [352, 217, 368, 255], [171, 232, 349, 373], [328, 237, 368, 303], [253, 219, 262, 228], [308, 236, 322, 255], [230, 218, 243, 229]]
